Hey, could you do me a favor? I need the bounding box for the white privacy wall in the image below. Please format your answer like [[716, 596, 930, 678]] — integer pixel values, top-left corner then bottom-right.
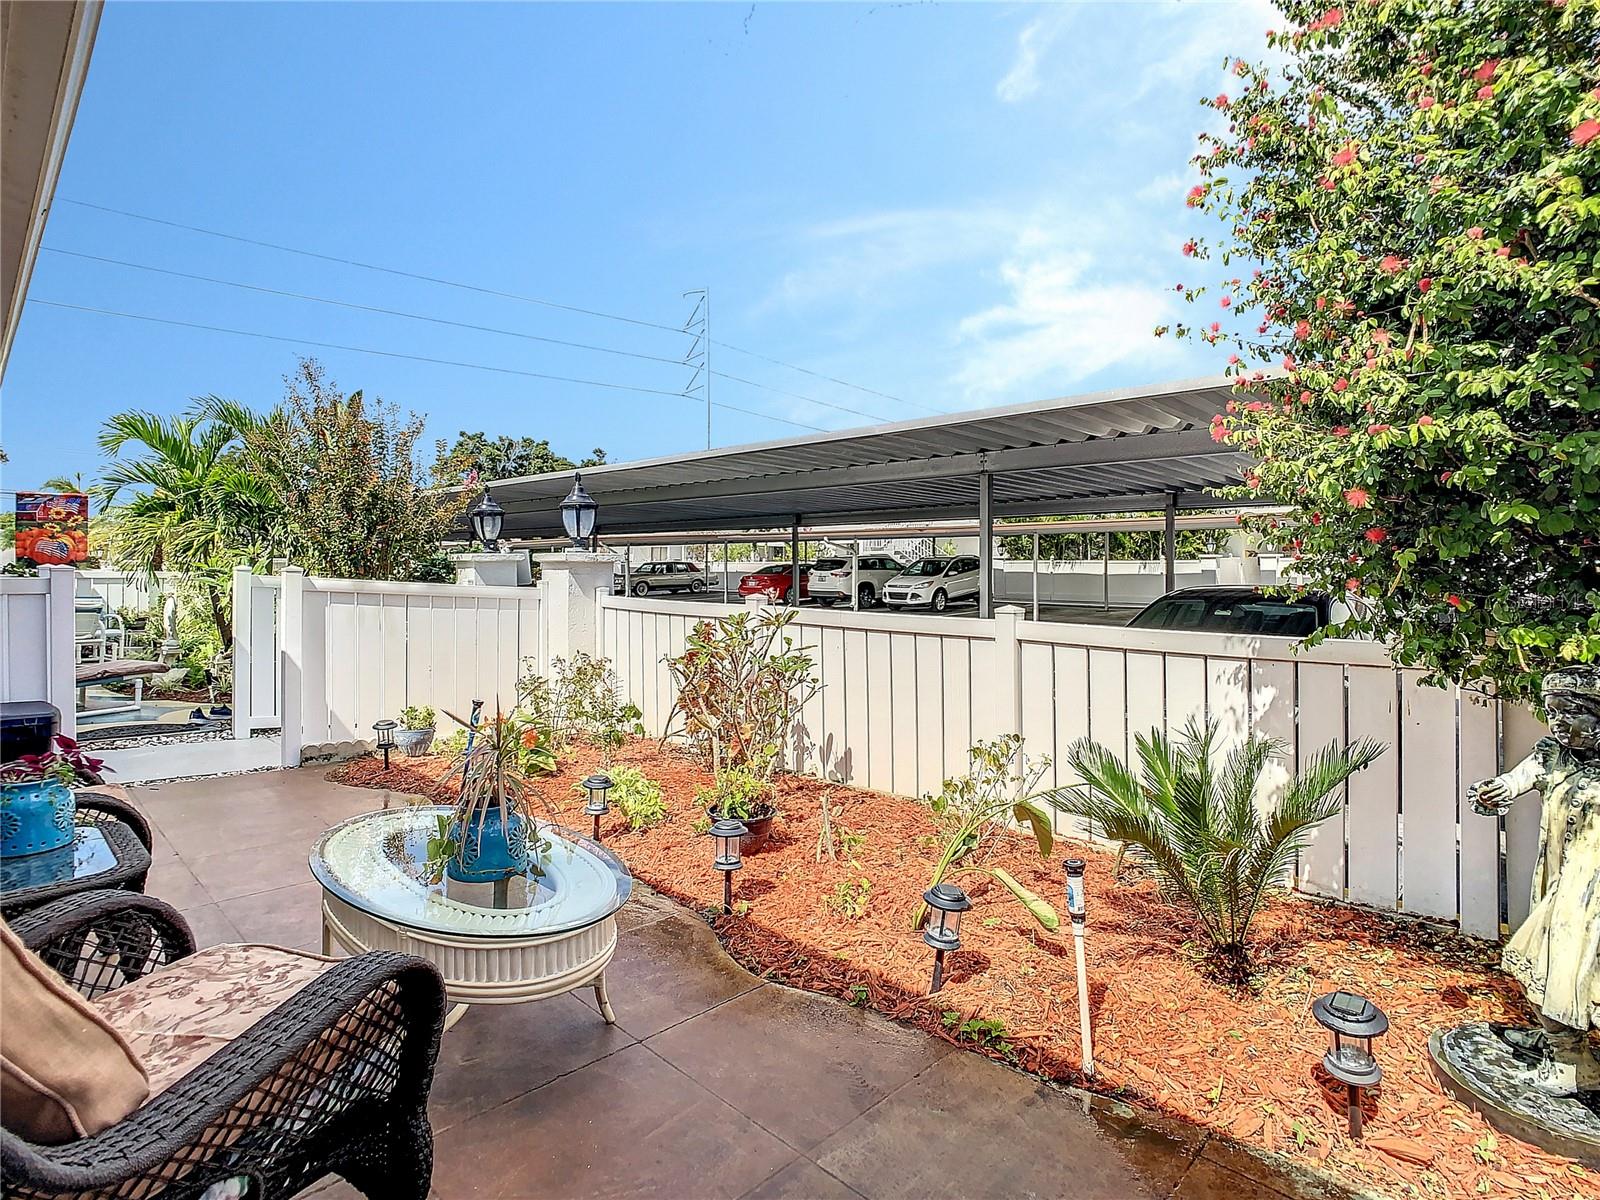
[[0, 568, 78, 737], [601, 593, 1528, 940], [268, 569, 544, 766]]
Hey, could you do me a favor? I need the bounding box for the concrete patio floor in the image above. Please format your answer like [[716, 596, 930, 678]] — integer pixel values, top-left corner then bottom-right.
[[129, 767, 1350, 1200]]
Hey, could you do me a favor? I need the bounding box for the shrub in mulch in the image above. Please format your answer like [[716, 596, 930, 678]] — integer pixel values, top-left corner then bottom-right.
[[332, 741, 1597, 1200]]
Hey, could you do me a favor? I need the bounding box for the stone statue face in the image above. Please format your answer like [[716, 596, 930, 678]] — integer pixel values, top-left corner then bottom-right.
[[1545, 692, 1600, 756]]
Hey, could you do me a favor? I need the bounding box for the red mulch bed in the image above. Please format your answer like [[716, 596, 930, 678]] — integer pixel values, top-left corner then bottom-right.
[[332, 741, 1597, 1200]]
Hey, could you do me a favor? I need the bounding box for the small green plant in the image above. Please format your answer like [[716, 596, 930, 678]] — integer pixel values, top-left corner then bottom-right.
[[434, 728, 468, 757], [941, 1012, 1015, 1061], [848, 985, 870, 1007], [697, 763, 775, 820], [516, 652, 640, 758], [400, 704, 435, 731], [577, 764, 666, 830], [1050, 718, 1383, 958], [826, 877, 871, 920], [913, 735, 1059, 933], [689, 813, 711, 835]]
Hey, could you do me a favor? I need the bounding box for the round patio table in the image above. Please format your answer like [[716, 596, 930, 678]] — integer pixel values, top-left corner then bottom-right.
[[310, 806, 632, 1029]]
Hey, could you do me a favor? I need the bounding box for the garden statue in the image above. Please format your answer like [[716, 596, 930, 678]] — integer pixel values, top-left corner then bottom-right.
[[1429, 665, 1600, 1164]]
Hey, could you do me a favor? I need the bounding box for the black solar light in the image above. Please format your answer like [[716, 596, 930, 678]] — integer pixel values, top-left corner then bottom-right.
[[560, 472, 598, 551], [1312, 991, 1388, 1137], [372, 719, 397, 770], [921, 882, 971, 993], [1064, 858, 1094, 1077], [582, 773, 614, 840], [708, 817, 748, 913], [468, 486, 505, 552]]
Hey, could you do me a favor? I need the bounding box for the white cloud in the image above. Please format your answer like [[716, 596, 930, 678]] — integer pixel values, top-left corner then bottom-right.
[[1130, 0, 1280, 104], [996, 15, 1057, 103]]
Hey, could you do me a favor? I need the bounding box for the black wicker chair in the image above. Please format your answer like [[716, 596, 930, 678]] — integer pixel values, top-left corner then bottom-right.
[[74, 788, 154, 853], [2, 890, 447, 1200]]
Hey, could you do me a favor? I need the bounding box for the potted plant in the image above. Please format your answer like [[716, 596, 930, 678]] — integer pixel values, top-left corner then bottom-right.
[[426, 702, 549, 885], [395, 705, 436, 757], [0, 736, 109, 858], [698, 763, 778, 854]]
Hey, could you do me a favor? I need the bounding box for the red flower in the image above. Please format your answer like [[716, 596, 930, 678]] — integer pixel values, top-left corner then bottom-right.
[[1417, 414, 1435, 426], [1366, 423, 1390, 435], [1246, 474, 1262, 490], [1439, 470, 1453, 483], [1331, 142, 1358, 167], [1446, 594, 1463, 609], [1220, 295, 1232, 308], [1573, 120, 1600, 148], [1476, 85, 1494, 101], [1331, 426, 1351, 437], [1294, 319, 1312, 340], [521, 728, 541, 749], [1467, 226, 1484, 239], [1228, 354, 1241, 365], [1333, 377, 1349, 392], [1345, 578, 1361, 592], [1244, 400, 1266, 412], [1343, 487, 1370, 508], [1211, 425, 1228, 443], [1379, 255, 1404, 274], [1311, 513, 1323, 526], [1419, 96, 1435, 110], [1215, 93, 1231, 108], [1299, 390, 1312, 404], [1187, 185, 1206, 205], [1473, 59, 1499, 83], [1364, 527, 1387, 543], [1182, 240, 1196, 256], [1418, 277, 1432, 292], [1495, 246, 1511, 257]]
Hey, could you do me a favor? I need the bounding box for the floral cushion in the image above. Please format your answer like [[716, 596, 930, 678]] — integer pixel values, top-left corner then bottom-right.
[[93, 944, 336, 1096]]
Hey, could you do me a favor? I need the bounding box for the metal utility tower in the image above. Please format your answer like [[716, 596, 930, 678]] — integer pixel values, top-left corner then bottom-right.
[[681, 288, 710, 449]]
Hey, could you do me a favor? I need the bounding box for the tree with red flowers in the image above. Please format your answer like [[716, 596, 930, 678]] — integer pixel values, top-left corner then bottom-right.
[[1161, 0, 1600, 703]]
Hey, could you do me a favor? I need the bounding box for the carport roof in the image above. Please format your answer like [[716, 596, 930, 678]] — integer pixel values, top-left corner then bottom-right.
[[487, 375, 1248, 538]]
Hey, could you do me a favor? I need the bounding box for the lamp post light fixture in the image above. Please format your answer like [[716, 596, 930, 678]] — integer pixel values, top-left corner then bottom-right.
[[921, 882, 971, 994], [1312, 991, 1389, 1138], [1064, 857, 1094, 1077], [468, 486, 505, 553], [372, 719, 397, 771], [581, 773, 614, 841], [560, 472, 599, 551], [708, 817, 748, 913]]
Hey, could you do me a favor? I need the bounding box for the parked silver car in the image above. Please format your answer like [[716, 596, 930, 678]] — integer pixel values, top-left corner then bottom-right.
[[613, 560, 708, 596], [809, 555, 904, 607], [883, 556, 983, 612]]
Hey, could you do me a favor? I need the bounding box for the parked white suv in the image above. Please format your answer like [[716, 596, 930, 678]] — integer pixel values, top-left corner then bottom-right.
[[883, 556, 983, 612], [809, 555, 904, 608]]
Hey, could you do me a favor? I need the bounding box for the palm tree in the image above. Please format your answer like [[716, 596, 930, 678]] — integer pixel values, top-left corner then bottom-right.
[[97, 399, 285, 647], [1050, 719, 1384, 960]]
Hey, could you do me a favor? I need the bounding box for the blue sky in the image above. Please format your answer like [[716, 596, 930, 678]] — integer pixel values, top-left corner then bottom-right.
[[1, 0, 1271, 492]]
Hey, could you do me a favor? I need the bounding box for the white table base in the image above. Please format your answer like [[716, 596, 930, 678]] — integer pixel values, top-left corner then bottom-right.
[[320, 892, 618, 1028]]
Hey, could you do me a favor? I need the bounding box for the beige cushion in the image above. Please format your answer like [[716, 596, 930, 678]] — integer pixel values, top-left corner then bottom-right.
[[0, 920, 150, 1143], [94, 943, 336, 1095]]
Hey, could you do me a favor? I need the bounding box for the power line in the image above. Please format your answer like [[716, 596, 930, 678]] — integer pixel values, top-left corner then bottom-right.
[[57, 198, 685, 335], [27, 299, 830, 433], [41, 246, 688, 367], [711, 369, 890, 424], [57, 197, 930, 415]]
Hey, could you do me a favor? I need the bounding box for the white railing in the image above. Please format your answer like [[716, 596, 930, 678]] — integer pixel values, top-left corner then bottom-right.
[[0, 567, 79, 737], [600, 592, 1537, 940], [253, 569, 544, 767], [74, 569, 179, 615]]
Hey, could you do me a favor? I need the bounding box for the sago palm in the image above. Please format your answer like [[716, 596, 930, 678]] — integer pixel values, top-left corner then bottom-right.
[[1050, 719, 1383, 956]]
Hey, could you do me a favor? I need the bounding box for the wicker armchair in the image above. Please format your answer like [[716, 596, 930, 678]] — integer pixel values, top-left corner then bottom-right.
[[2, 890, 446, 1200], [74, 789, 154, 853]]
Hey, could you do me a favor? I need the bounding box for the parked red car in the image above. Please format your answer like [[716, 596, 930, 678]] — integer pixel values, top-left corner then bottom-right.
[[737, 563, 810, 603]]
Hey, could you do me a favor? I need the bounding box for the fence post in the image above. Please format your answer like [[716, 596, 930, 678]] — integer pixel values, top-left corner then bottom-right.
[[231, 564, 253, 741], [993, 603, 1024, 747], [279, 567, 305, 769], [42, 566, 77, 739]]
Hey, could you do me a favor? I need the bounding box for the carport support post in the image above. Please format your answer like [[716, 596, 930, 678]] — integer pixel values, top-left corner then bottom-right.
[[977, 469, 994, 618], [1102, 532, 1110, 611], [851, 541, 860, 611], [789, 517, 801, 606], [1031, 532, 1040, 621], [1163, 492, 1178, 593], [721, 540, 729, 603]]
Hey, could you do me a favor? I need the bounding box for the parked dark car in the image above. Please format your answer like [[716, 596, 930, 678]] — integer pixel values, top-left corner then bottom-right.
[[1128, 586, 1332, 637]]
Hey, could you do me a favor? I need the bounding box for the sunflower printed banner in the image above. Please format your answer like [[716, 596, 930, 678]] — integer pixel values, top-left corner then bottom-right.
[[14, 492, 88, 565]]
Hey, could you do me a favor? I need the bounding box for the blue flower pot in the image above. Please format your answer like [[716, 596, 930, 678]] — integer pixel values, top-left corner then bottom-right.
[[446, 803, 529, 883], [0, 781, 76, 858]]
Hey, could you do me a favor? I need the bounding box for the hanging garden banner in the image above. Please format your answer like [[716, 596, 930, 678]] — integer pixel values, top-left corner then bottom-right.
[[14, 492, 89, 565]]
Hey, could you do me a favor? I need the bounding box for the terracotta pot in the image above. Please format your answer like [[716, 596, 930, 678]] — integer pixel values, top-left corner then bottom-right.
[[707, 804, 777, 854]]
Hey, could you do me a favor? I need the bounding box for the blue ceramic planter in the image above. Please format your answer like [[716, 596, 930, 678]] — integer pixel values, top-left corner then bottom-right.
[[0, 781, 76, 858], [446, 803, 529, 883]]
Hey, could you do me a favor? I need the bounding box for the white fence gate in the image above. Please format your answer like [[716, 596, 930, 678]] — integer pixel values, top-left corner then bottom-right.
[[0, 567, 78, 737], [240, 568, 544, 767], [600, 593, 1538, 940]]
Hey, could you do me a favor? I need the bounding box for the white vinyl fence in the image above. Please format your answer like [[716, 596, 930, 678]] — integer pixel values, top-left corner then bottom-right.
[[601, 592, 1536, 940], [0, 568, 78, 737], [244, 568, 544, 767], [75, 569, 180, 616]]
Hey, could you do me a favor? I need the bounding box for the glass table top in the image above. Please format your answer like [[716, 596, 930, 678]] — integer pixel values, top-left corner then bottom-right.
[[0, 826, 119, 892], [309, 806, 632, 940]]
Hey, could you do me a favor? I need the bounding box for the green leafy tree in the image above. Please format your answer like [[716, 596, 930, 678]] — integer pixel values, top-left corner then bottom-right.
[[434, 431, 606, 484], [246, 358, 466, 580], [997, 516, 1229, 561], [1162, 0, 1600, 703], [97, 402, 285, 646]]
